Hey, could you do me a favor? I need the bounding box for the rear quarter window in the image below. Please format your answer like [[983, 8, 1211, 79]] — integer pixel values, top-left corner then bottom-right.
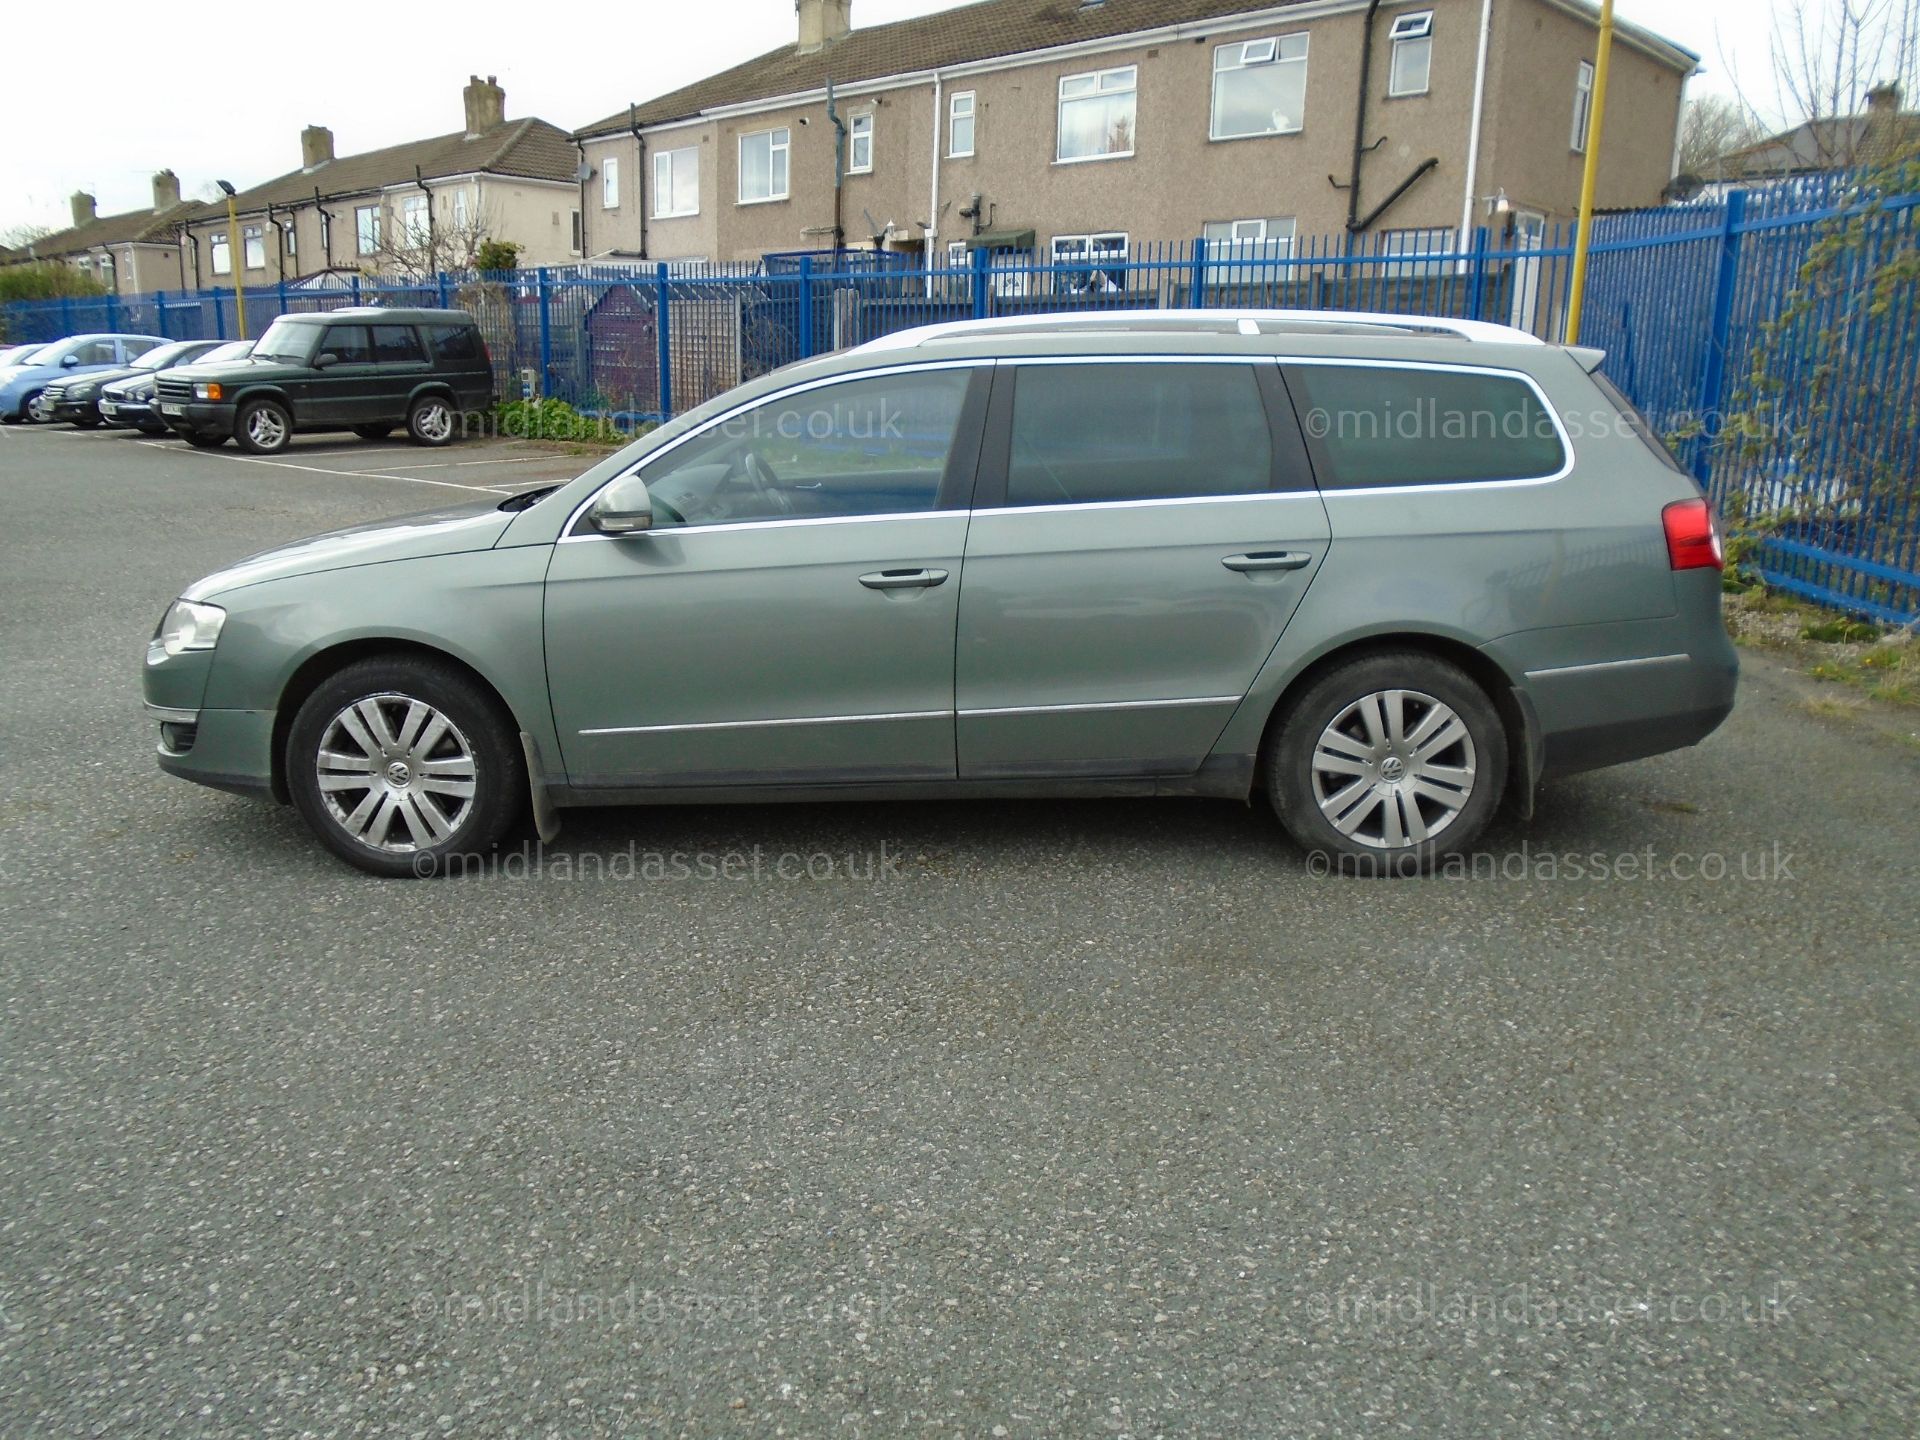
[[1285, 363, 1567, 489], [428, 325, 483, 362]]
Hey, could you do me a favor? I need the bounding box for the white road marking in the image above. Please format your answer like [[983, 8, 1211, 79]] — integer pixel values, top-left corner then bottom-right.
[[135, 440, 518, 495]]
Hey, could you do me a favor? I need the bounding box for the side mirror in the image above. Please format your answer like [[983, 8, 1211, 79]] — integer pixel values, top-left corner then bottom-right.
[[312, 352, 338, 370], [61, 354, 80, 367], [588, 474, 653, 535]]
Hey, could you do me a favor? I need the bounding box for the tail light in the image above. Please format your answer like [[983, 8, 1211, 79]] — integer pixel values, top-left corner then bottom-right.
[[1662, 498, 1723, 571]]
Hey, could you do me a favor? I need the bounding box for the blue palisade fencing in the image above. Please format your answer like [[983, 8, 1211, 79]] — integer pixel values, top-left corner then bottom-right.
[[4, 181, 1917, 619]]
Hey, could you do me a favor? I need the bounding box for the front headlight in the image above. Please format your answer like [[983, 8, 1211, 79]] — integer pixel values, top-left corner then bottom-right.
[[148, 599, 227, 662], [193, 382, 223, 401]]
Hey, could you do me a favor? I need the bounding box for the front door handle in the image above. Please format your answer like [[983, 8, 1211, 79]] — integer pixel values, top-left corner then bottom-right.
[[1222, 552, 1313, 573], [858, 568, 949, 590]]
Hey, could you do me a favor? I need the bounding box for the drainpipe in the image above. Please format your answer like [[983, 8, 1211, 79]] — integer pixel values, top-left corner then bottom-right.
[[175, 224, 189, 289], [1457, 0, 1494, 251], [315, 186, 334, 269], [1345, 0, 1385, 240], [827, 76, 847, 251], [629, 104, 649, 261], [268, 202, 286, 278], [414, 165, 436, 271], [928, 70, 942, 281]]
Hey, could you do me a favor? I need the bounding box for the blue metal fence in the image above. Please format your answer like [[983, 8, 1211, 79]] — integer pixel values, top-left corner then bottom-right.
[[5, 190, 1917, 619]]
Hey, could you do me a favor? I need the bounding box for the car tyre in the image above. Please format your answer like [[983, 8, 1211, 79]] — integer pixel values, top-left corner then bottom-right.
[[1266, 651, 1508, 878], [73, 415, 101, 428], [406, 394, 456, 447], [20, 389, 48, 424], [235, 397, 293, 454], [353, 423, 395, 440], [288, 656, 526, 879], [183, 431, 230, 449]]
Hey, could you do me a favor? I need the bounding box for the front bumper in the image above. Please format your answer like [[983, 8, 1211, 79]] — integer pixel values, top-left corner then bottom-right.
[[100, 396, 158, 427], [161, 400, 237, 436], [148, 703, 278, 799], [50, 396, 101, 423]]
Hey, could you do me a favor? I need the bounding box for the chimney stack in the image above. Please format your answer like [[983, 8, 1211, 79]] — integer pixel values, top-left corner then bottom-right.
[[1865, 82, 1902, 115], [301, 124, 335, 170], [70, 191, 97, 227], [795, 0, 852, 54], [463, 74, 505, 137], [151, 169, 181, 213]]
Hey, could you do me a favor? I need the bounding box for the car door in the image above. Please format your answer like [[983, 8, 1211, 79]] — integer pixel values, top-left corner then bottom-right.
[[309, 323, 379, 424], [544, 362, 989, 789], [370, 322, 432, 417], [955, 357, 1330, 779]]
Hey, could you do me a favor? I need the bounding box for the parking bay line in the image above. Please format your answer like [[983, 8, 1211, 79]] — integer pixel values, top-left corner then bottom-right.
[[136, 440, 520, 495]]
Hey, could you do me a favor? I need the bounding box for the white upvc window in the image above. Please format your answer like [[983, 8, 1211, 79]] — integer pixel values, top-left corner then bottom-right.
[[1057, 65, 1137, 162], [210, 232, 231, 275], [848, 112, 873, 173], [452, 186, 470, 231], [1388, 11, 1434, 97], [739, 127, 791, 203], [948, 90, 975, 157], [1050, 231, 1128, 293], [570, 209, 582, 254], [355, 204, 381, 255], [242, 223, 266, 269], [283, 219, 297, 256], [603, 155, 620, 209], [1211, 33, 1309, 139], [653, 146, 700, 218], [1572, 59, 1595, 152], [402, 193, 430, 244], [1203, 216, 1298, 257], [1379, 225, 1457, 277]]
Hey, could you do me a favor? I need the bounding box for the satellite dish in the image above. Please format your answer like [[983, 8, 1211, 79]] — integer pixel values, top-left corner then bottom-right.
[[574, 161, 594, 182]]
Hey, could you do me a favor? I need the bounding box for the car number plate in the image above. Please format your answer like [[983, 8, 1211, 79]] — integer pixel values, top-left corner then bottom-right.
[[161, 403, 184, 416]]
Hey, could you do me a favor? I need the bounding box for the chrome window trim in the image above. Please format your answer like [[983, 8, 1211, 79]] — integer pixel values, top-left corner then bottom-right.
[[960, 695, 1242, 718], [559, 358, 994, 543], [1524, 654, 1689, 680], [581, 709, 948, 737]]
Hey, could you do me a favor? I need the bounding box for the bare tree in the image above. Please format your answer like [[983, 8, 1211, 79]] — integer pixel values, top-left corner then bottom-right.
[[361, 199, 507, 281], [1678, 95, 1763, 178]]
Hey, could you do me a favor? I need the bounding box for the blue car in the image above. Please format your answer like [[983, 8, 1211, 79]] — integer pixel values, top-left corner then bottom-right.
[[0, 334, 168, 423]]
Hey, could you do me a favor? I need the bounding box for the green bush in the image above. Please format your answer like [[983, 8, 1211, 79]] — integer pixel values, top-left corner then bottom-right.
[[494, 397, 651, 445], [0, 260, 108, 304]]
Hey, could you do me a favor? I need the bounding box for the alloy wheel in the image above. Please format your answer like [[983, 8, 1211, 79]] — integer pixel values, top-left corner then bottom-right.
[[246, 406, 287, 450], [413, 400, 453, 443], [314, 693, 479, 853], [25, 391, 50, 423], [1309, 688, 1478, 850]]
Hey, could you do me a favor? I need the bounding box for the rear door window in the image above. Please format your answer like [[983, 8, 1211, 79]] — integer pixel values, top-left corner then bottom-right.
[[1284, 363, 1566, 489], [371, 324, 426, 363], [1003, 362, 1283, 506], [428, 325, 482, 362]]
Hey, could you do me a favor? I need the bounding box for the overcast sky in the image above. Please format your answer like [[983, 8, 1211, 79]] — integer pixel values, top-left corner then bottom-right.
[[0, 0, 1853, 237]]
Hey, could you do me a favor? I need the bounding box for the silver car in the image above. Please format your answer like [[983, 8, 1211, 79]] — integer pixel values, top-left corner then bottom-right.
[[143, 309, 1737, 877]]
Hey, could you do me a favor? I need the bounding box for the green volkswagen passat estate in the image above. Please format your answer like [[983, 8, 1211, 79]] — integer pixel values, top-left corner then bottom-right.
[[143, 310, 1737, 877]]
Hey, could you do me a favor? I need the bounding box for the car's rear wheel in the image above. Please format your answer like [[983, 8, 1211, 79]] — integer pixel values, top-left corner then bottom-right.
[[72, 414, 100, 428], [183, 431, 229, 449], [236, 398, 293, 454], [287, 656, 525, 878], [21, 390, 48, 424], [1267, 651, 1507, 877], [406, 394, 456, 447], [353, 423, 395, 440]]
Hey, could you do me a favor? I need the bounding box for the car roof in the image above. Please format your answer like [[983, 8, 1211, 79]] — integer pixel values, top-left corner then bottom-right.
[[275, 308, 475, 324]]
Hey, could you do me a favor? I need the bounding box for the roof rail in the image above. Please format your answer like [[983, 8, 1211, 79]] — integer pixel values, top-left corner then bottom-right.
[[854, 308, 1546, 352]]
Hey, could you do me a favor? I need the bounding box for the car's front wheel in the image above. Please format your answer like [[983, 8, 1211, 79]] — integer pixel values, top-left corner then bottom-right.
[[1267, 651, 1508, 877], [21, 389, 48, 424], [183, 431, 230, 449], [406, 394, 456, 447], [236, 397, 293, 454], [287, 656, 525, 878]]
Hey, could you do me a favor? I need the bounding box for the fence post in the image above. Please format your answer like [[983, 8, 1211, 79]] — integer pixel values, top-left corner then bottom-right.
[[213, 293, 226, 340], [655, 262, 673, 419], [1189, 238, 1208, 309], [797, 256, 816, 360], [1467, 227, 1491, 322], [154, 291, 169, 338], [438, 273, 452, 309], [1693, 188, 1749, 486], [59, 296, 74, 334], [350, 275, 362, 305], [536, 268, 553, 398], [107, 295, 122, 334], [970, 245, 990, 320]]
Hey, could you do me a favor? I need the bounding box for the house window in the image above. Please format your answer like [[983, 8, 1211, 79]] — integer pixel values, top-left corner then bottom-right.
[[77, 257, 92, 275], [603, 155, 620, 209], [355, 204, 381, 255], [1389, 12, 1433, 97], [402, 194, 430, 244], [848, 113, 873, 174], [949, 90, 975, 157], [1050, 232, 1128, 293], [739, 127, 791, 203], [210, 232, 231, 276], [1203, 216, 1297, 256], [1572, 59, 1595, 151], [242, 224, 266, 269], [283, 221, 297, 257], [1212, 34, 1308, 139], [319, 211, 331, 255], [653, 148, 700, 218], [452, 186, 471, 232], [570, 208, 583, 254], [101, 253, 115, 287], [1379, 226, 1457, 277], [1057, 65, 1136, 162]]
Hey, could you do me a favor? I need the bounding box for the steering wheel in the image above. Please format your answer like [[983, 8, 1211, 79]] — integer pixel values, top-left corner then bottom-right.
[[743, 451, 796, 516]]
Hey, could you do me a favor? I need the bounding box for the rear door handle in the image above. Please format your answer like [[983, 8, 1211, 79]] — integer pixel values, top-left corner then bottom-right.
[[1222, 552, 1313, 573], [858, 568, 949, 590]]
